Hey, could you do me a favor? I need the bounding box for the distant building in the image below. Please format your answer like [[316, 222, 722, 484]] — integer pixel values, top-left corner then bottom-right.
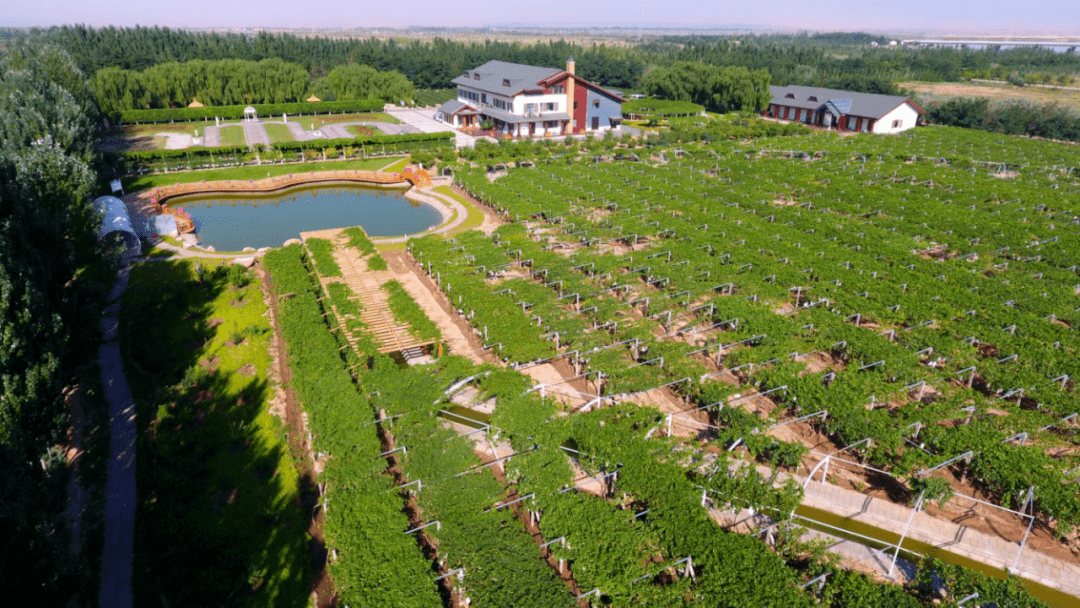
[[436, 58, 625, 137], [765, 85, 924, 134]]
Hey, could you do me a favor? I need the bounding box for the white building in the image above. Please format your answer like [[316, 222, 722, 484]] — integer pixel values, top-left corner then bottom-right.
[[766, 85, 925, 134], [436, 58, 625, 138]]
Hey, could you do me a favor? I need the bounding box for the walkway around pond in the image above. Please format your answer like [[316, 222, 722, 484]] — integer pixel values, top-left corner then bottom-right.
[[98, 267, 136, 608]]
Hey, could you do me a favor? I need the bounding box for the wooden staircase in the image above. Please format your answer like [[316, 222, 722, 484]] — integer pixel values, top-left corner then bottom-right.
[[329, 234, 434, 355]]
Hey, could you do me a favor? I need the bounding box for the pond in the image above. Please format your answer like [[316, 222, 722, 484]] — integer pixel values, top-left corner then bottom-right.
[[172, 184, 445, 251]]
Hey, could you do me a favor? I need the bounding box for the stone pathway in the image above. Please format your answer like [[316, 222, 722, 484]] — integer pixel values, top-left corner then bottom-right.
[[242, 120, 270, 147], [202, 125, 220, 147], [285, 121, 319, 142], [319, 121, 415, 139], [385, 106, 477, 149], [373, 184, 467, 244], [98, 267, 136, 608]]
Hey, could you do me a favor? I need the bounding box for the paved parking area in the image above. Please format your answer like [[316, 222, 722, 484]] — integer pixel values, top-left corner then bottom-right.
[[386, 107, 477, 148]]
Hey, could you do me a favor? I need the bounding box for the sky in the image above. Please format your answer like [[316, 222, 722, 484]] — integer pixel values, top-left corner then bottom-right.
[[4, 0, 1080, 34]]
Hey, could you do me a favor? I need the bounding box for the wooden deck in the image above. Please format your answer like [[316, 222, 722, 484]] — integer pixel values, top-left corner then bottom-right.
[[301, 228, 434, 355]]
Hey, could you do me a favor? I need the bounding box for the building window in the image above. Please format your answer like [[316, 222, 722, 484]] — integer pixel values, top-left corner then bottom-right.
[[785, 93, 795, 98], [473, 73, 480, 80], [573, 101, 578, 109], [553, 85, 565, 94], [543, 102, 556, 111], [892, 119, 902, 128], [808, 96, 818, 102], [462, 71, 469, 78], [502, 79, 510, 87], [592, 98, 600, 108]]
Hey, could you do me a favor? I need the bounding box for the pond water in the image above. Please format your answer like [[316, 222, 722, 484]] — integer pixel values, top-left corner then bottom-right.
[[173, 184, 445, 251]]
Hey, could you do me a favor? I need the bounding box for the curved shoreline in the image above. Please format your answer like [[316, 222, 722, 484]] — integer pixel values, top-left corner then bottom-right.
[[124, 172, 470, 259], [148, 169, 410, 205]]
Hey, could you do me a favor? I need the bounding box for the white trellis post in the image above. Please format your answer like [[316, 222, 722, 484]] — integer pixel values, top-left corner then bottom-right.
[[890, 490, 924, 577]]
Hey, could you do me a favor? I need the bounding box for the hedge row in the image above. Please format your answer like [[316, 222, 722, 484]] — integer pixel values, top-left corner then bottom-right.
[[118, 98, 385, 124], [111, 132, 454, 160]]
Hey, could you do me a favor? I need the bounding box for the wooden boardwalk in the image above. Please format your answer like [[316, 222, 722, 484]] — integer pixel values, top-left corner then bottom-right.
[[301, 228, 433, 355]]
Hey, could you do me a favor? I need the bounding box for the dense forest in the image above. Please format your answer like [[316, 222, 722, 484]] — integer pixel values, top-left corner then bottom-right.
[[0, 40, 109, 604], [34, 25, 1080, 93]]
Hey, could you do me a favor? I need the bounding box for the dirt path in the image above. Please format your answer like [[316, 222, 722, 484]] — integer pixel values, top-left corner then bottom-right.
[[383, 250, 495, 364], [98, 267, 136, 608]]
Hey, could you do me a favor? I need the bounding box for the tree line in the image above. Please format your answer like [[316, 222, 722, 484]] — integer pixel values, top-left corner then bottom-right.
[[92, 58, 414, 113], [0, 41, 108, 604], [34, 25, 645, 90], [641, 63, 772, 113], [927, 97, 1080, 143]]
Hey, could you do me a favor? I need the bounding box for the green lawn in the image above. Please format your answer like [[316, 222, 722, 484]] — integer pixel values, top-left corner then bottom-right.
[[120, 259, 310, 608], [218, 125, 247, 147], [432, 185, 486, 235], [124, 156, 407, 190], [263, 123, 295, 143], [379, 157, 411, 173]]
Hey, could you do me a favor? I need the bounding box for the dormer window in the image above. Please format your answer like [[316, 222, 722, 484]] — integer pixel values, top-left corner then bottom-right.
[[808, 96, 818, 102], [502, 79, 510, 87], [473, 73, 480, 80], [462, 71, 469, 78], [785, 93, 795, 98]]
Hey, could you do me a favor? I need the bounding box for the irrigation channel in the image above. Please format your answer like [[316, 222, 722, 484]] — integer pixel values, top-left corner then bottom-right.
[[438, 402, 1074, 607], [172, 183, 444, 251]]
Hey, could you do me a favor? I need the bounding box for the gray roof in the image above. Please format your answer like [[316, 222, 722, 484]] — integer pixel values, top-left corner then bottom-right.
[[437, 99, 476, 115], [452, 60, 563, 96], [769, 85, 922, 119]]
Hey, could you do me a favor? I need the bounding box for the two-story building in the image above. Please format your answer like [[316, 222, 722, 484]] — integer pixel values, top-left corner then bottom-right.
[[766, 85, 924, 134], [437, 58, 625, 137]]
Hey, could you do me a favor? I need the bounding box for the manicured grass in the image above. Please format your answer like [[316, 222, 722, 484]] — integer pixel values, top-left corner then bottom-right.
[[379, 157, 411, 173], [432, 185, 486, 235], [263, 123, 295, 143], [300, 112, 400, 128], [119, 259, 310, 608], [124, 156, 407, 191], [218, 125, 247, 147]]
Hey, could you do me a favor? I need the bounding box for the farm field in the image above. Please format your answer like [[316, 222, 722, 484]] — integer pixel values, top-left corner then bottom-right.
[[261, 124, 1080, 607], [902, 80, 1080, 112]]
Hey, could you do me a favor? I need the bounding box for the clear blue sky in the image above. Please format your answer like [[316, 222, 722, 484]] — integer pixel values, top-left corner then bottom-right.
[[4, 0, 1080, 33]]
